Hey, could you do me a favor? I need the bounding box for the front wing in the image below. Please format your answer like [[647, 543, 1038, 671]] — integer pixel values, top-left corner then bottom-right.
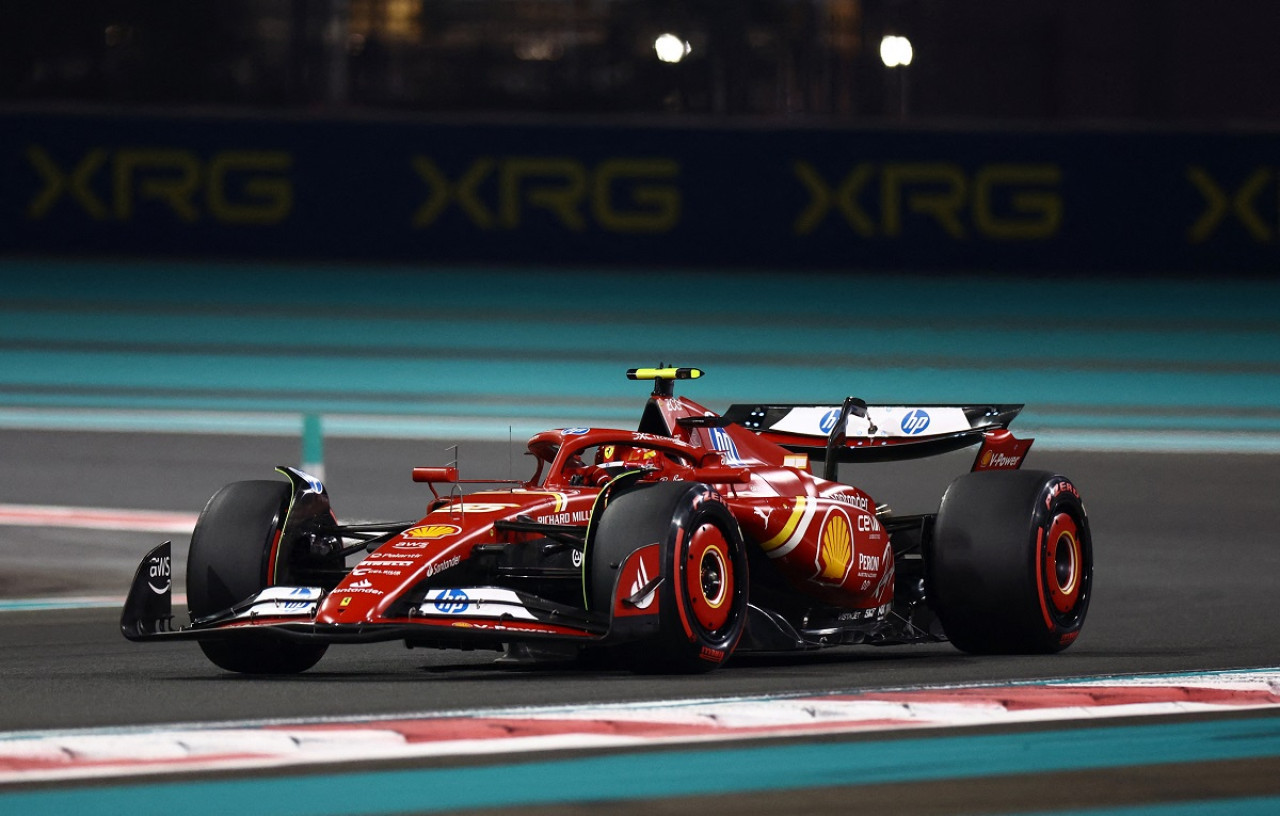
[[121, 543, 615, 648]]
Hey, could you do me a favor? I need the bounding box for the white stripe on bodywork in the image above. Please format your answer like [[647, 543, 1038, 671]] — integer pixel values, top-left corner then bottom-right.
[[764, 496, 818, 559]]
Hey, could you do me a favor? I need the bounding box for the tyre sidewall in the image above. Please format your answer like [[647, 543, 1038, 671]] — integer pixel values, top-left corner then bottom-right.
[[187, 480, 290, 618], [929, 470, 1092, 654], [185, 479, 328, 673], [589, 481, 748, 672], [659, 491, 749, 667]]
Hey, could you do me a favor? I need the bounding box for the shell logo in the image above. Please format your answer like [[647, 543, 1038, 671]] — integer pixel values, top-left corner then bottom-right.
[[815, 511, 853, 585], [403, 524, 462, 540]]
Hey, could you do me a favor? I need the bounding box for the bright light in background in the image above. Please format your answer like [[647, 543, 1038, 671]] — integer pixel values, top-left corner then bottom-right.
[[654, 33, 692, 64], [514, 37, 565, 61], [879, 35, 913, 68]]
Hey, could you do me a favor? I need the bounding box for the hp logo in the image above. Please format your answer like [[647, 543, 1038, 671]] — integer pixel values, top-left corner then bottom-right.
[[900, 409, 931, 435], [433, 589, 471, 614], [819, 408, 841, 434]]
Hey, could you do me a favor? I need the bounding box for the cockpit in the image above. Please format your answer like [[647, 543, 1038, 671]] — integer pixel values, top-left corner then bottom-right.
[[525, 429, 700, 488]]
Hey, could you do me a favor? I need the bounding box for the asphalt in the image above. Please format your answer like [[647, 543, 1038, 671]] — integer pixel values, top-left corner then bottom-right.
[[2, 258, 1279, 813], [1, 435, 1277, 733]]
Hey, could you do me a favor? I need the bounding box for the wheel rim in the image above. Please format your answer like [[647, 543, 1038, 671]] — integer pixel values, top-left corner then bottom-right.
[[686, 522, 733, 633], [1043, 512, 1082, 616]]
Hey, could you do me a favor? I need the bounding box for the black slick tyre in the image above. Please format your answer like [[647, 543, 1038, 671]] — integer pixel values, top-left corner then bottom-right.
[[187, 480, 328, 674], [927, 470, 1092, 654], [589, 481, 748, 673]]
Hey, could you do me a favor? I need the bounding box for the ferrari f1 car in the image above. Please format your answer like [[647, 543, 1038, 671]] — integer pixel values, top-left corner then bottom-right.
[[122, 367, 1093, 674]]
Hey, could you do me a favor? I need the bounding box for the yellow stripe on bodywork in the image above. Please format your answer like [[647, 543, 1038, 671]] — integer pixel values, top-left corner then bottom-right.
[[760, 496, 809, 553], [510, 490, 567, 512]]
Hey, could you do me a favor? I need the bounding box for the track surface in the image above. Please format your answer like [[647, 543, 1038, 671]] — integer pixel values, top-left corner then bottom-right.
[[5, 258, 1280, 449], [2, 429, 1277, 734], [3, 260, 1280, 811]]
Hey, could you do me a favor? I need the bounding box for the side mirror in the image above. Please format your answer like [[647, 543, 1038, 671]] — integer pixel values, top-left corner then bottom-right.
[[691, 466, 751, 484], [412, 466, 459, 483]]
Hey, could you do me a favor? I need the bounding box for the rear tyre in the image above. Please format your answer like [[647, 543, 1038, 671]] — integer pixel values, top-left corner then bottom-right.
[[928, 470, 1092, 654], [187, 480, 329, 674], [589, 482, 748, 673]]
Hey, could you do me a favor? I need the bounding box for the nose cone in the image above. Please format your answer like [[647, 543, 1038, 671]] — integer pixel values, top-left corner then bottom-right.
[[316, 586, 383, 623]]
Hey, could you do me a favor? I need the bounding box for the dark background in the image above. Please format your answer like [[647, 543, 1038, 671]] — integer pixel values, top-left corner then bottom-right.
[[5, 0, 1278, 123], [3, 2, 1278, 274]]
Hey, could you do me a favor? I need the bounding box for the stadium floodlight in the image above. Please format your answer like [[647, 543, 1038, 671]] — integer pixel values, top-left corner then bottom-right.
[[879, 35, 913, 68], [654, 33, 692, 64]]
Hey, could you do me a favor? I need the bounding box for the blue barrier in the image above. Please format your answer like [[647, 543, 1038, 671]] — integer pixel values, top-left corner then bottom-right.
[[1, 111, 1276, 272]]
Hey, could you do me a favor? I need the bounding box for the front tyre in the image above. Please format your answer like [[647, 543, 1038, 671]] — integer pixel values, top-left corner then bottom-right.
[[187, 480, 328, 674], [927, 470, 1092, 654], [589, 482, 748, 673]]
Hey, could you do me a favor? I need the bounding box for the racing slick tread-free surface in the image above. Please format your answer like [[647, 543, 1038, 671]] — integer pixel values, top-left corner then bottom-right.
[[589, 481, 749, 673], [928, 469, 1093, 654], [186, 479, 328, 674]]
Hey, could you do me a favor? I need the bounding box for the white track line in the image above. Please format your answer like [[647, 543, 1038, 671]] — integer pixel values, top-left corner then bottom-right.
[[0, 504, 197, 534]]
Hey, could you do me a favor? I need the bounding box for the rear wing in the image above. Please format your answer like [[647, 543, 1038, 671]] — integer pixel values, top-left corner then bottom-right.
[[719, 401, 1030, 476]]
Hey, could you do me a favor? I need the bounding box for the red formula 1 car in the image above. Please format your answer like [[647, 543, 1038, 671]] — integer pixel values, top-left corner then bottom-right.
[[122, 367, 1093, 674]]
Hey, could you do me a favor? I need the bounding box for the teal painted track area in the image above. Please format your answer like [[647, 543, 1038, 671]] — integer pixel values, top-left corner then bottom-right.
[[3, 257, 1280, 450], [3, 715, 1278, 815], [4, 258, 1280, 815]]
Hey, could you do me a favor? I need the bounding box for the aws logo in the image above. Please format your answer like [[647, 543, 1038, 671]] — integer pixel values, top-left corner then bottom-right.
[[147, 553, 171, 594]]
